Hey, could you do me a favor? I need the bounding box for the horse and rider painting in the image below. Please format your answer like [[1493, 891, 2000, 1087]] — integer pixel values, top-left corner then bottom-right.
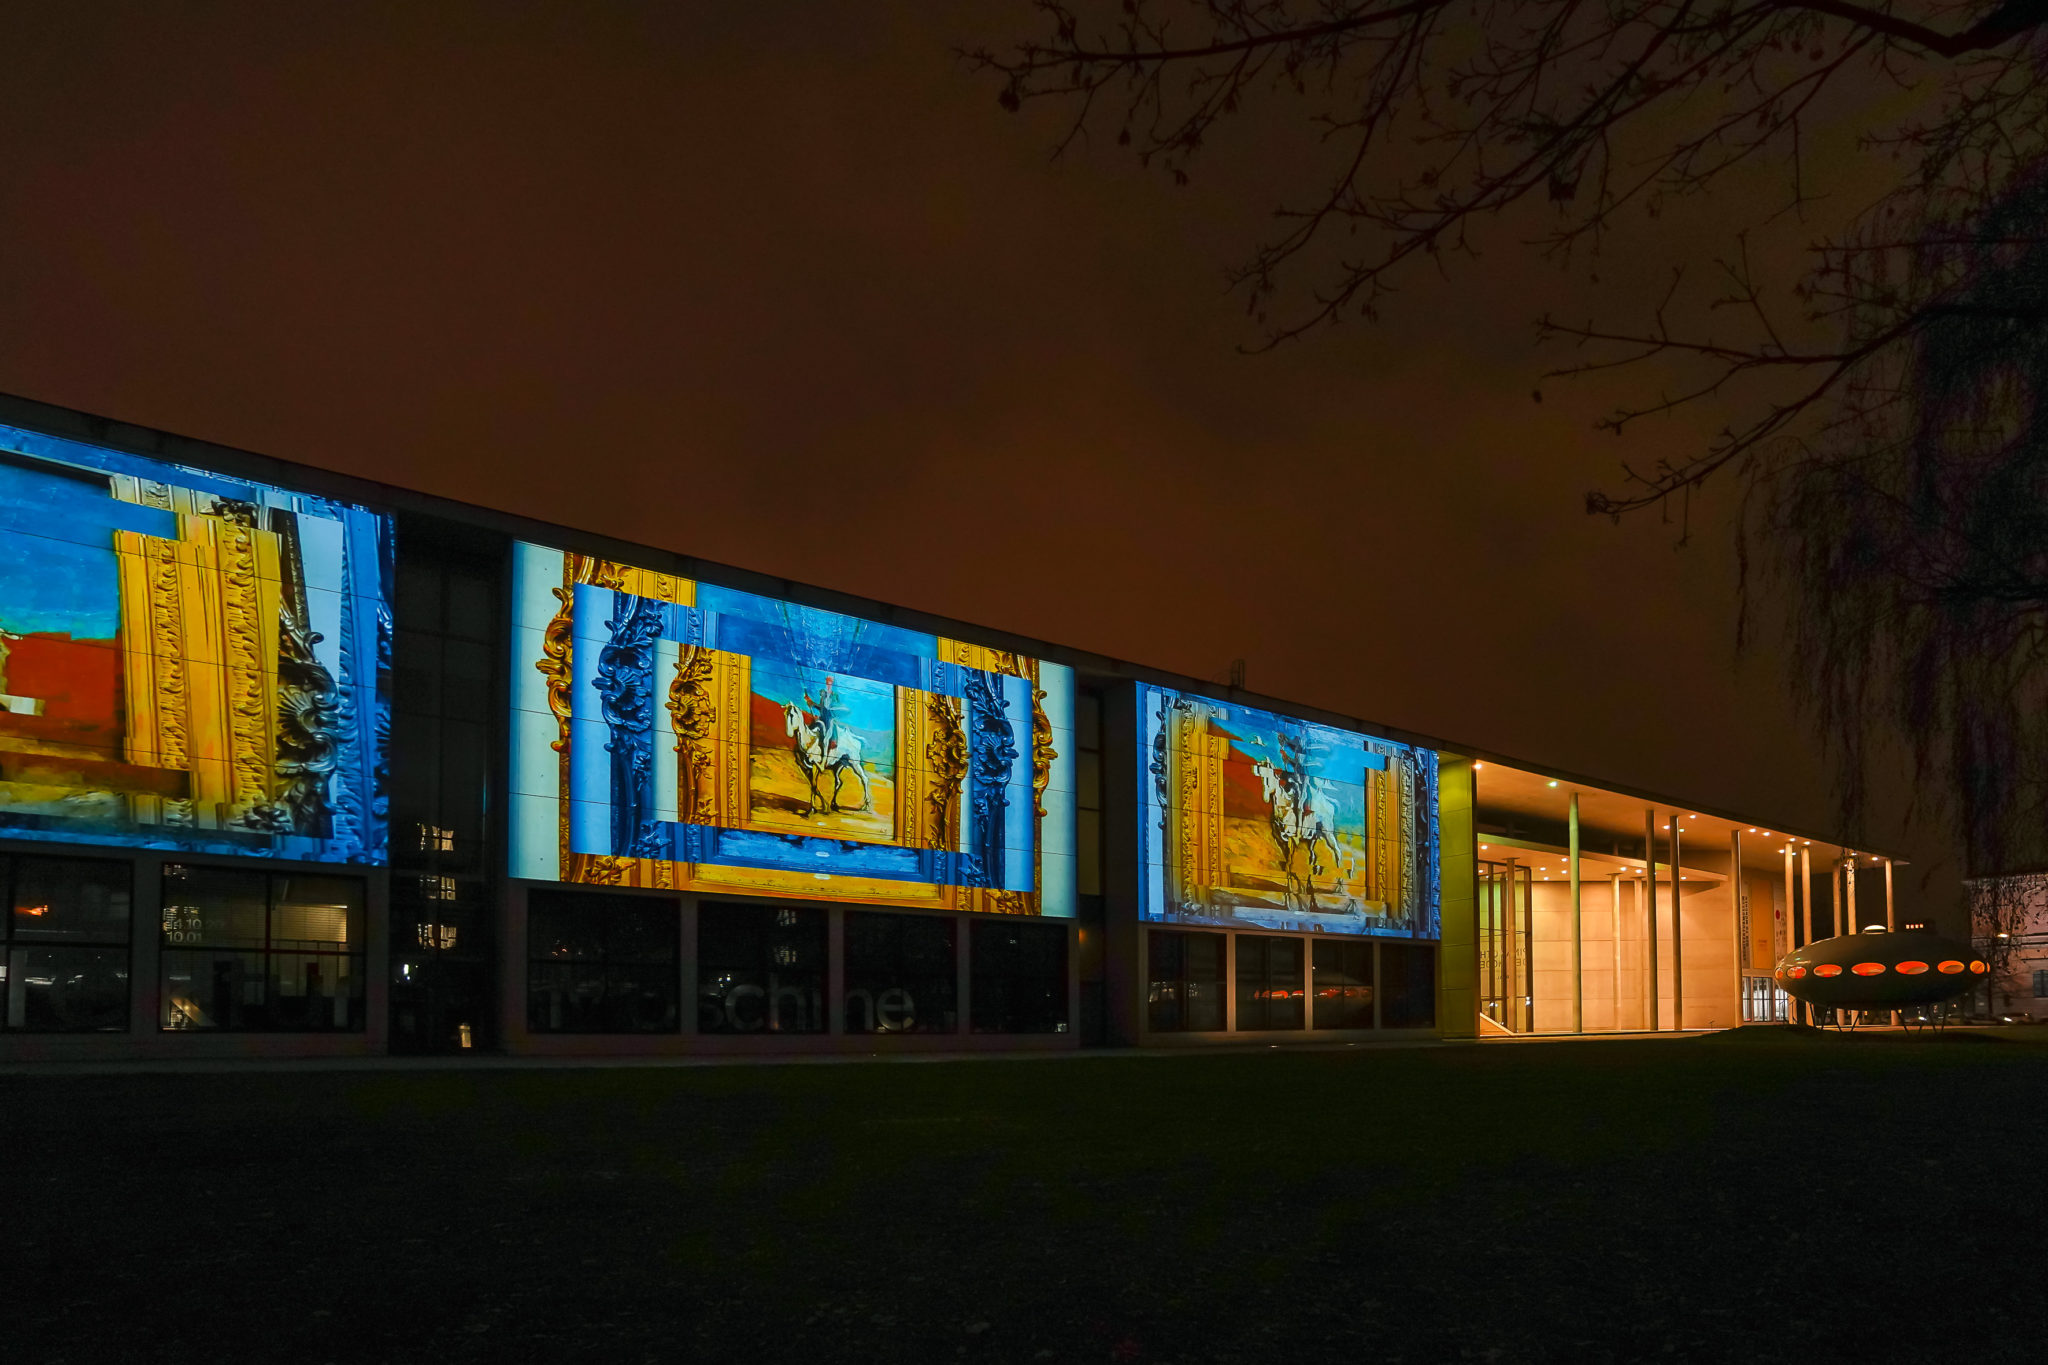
[[746, 665, 897, 843], [1142, 684, 1438, 937]]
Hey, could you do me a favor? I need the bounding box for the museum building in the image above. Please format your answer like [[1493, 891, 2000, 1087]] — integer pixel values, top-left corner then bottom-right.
[[0, 393, 1910, 1062]]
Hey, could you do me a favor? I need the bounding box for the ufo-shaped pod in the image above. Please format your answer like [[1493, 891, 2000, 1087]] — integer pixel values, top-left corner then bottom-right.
[[1775, 930, 1985, 1009]]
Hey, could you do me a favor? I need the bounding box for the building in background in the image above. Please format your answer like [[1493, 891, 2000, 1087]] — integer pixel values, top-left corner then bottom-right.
[[0, 393, 1919, 1059]]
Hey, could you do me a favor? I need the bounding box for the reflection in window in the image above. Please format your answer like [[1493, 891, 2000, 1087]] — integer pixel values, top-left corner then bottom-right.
[[526, 889, 679, 1033], [2, 854, 132, 1032], [1235, 935, 1304, 1031], [1380, 942, 1437, 1029], [845, 911, 956, 1033], [1312, 939, 1375, 1029], [970, 920, 1068, 1033], [698, 902, 827, 1034], [1147, 930, 1225, 1032], [160, 867, 364, 1031]]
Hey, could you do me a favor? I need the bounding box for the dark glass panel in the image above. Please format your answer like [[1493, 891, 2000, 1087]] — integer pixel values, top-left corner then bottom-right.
[[1148, 930, 1225, 1032], [440, 639, 495, 722], [6, 947, 127, 1031], [439, 719, 487, 854], [159, 866, 267, 950], [525, 890, 680, 1034], [1236, 935, 1304, 1031], [393, 557, 443, 635], [265, 952, 364, 1031], [1380, 942, 1437, 1029], [1077, 809, 1101, 897], [391, 629, 443, 717], [10, 856, 130, 943], [969, 919, 1068, 1034], [444, 569, 497, 643], [697, 901, 827, 1035], [844, 911, 957, 1034], [1313, 939, 1375, 1029]]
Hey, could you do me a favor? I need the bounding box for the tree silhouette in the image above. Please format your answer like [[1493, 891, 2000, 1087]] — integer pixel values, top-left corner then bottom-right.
[[969, 1, 2048, 884]]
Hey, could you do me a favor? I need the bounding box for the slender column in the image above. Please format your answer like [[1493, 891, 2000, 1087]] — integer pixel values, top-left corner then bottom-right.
[[1730, 828, 1746, 1024], [1569, 792, 1583, 1034], [1782, 848, 1796, 956], [1644, 809, 1659, 1033], [1846, 854, 1859, 933], [1884, 858, 1895, 931], [1831, 851, 1843, 938], [1782, 846, 1796, 1024], [1521, 864, 1535, 1033], [1611, 871, 1623, 1033], [1499, 859, 1515, 1031], [1799, 845, 1815, 1026], [1799, 846, 1813, 944], [1671, 817, 1685, 1031]]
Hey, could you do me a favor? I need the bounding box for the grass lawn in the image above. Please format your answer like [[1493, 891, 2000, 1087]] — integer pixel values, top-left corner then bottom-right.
[[5, 1028, 2044, 1363]]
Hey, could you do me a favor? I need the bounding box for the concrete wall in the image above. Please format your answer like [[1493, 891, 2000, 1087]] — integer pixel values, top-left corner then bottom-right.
[[1438, 755, 1479, 1040]]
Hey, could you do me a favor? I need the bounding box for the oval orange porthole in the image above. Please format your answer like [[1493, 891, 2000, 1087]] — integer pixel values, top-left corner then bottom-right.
[[1897, 961, 1929, 975], [1815, 964, 1844, 977], [1787, 965, 1808, 979], [1852, 962, 1886, 976], [1970, 960, 1988, 974], [1939, 960, 1966, 974]]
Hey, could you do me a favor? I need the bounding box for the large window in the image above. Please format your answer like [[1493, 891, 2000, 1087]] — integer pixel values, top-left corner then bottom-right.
[[970, 919, 1068, 1033], [1147, 930, 1225, 1032], [1380, 942, 1437, 1029], [389, 536, 501, 1053], [1312, 939, 1375, 1030], [1235, 935, 1304, 1031], [844, 911, 956, 1034], [697, 901, 827, 1034], [526, 890, 679, 1033], [160, 867, 364, 1031], [1, 854, 130, 1032]]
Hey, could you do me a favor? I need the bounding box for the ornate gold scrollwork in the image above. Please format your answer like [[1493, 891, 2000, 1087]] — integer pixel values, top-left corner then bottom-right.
[[1030, 686, 1056, 819], [667, 644, 718, 824], [537, 586, 574, 754], [925, 693, 967, 847]]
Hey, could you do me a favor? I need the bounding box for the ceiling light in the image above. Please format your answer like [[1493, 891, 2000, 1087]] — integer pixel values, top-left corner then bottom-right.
[[1473, 762, 1485, 770], [1547, 780, 1559, 788]]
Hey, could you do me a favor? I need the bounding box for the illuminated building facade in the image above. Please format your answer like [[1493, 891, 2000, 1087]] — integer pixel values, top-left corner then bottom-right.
[[0, 394, 1919, 1059]]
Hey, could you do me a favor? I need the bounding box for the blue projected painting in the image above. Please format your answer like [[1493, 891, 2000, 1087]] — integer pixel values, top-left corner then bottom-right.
[[0, 424, 390, 863], [1140, 684, 1438, 937], [510, 544, 1075, 915]]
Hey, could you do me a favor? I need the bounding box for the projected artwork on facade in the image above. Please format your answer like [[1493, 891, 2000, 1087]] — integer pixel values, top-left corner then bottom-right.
[[510, 544, 1075, 915], [1140, 685, 1439, 937], [0, 425, 390, 862]]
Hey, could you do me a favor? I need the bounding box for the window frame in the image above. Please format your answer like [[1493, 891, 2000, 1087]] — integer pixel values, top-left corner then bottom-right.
[[0, 851, 135, 1034], [157, 863, 368, 1033]]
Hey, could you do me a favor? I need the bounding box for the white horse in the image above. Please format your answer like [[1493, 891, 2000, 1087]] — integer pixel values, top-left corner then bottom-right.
[[1252, 757, 1342, 911], [783, 703, 873, 816]]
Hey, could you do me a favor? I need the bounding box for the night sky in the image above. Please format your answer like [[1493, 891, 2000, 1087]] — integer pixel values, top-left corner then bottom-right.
[[0, 7, 1940, 896]]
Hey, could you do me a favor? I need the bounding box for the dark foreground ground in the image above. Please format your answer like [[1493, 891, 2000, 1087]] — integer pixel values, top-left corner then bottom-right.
[[4, 1028, 2044, 1364]]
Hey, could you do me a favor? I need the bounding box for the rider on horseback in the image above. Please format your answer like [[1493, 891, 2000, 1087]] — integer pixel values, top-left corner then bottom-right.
[[803, 675, 843, 760]]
